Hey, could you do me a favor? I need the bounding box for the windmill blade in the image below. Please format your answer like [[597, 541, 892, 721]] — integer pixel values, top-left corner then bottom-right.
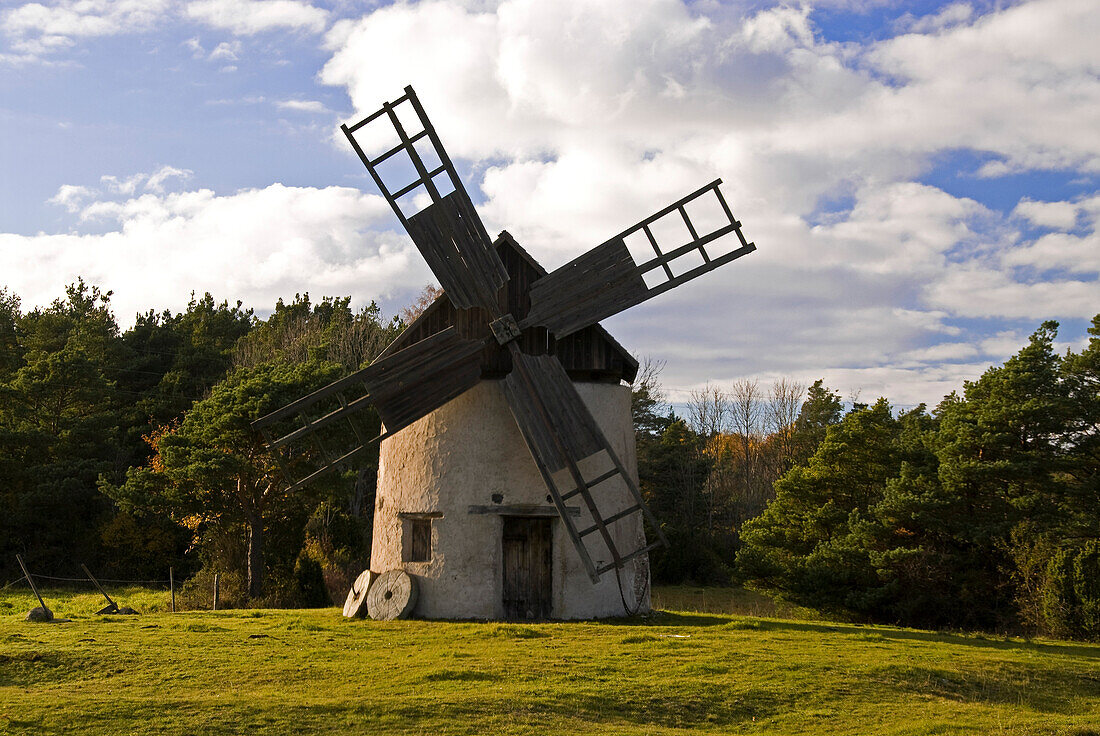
[[253, 327, 487, 490], [501, 347, 667, 583], [342, 86, 508, 312], [521, 179, 756, 339], [363, 326, 488, 437]]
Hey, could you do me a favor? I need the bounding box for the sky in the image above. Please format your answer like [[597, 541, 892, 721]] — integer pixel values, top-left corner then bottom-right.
[[1, 0, 1098, 409]]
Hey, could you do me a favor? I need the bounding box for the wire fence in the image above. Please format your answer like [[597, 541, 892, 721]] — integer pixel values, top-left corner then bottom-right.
[[27, 574, 171, 585], [4, 555, 217, 613], [4, 555, 182, 615], [3, 574, 171, 590]]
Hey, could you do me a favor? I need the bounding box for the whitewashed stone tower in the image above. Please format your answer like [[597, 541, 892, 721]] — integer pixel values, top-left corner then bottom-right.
[[369, 234, 649, 620]]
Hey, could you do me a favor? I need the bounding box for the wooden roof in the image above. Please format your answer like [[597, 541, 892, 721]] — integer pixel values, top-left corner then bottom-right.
[[377, 231, 639, 384]]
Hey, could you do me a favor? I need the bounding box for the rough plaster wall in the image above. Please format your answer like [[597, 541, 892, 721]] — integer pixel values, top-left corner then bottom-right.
[[372, 379, 650, 620]]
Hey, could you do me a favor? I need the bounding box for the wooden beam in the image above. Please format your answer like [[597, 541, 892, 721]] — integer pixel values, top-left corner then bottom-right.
[[467, 504, 581, 517]]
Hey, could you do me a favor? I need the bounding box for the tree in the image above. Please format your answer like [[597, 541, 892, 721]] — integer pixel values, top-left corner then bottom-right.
[[791, 379, 843, 465], [114, 292, 255, 471], [0, 281, 126, 578], [233, 293, 399, 373], [0, 288, 20, 380], [232, 293, 395, 558], [399, 284, 443, 326], [762, 378, 805, 481], [738, 400, 907, 616], [997, 317, 1100, 637], [641, 418, 728, 583], [738, 319, 1100, 632], [106, 361, 344, 598], [631, 357, 670, 439]]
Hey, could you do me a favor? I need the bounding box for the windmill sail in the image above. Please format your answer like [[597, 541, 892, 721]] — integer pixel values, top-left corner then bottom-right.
[[364, 327, 487, 436], [253, 327, 487, 490], [258, 85, 759, 591], [522, 179, 755, 339], [501, 347, 667, 583], [342, 86, 508, 312]]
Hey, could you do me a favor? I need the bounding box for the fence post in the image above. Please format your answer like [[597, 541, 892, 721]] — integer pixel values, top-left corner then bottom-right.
[[213, 573, 219, 611], [80, 563, 118, 614], [15, 554, 48, 612], [170, 567, 176, 613]]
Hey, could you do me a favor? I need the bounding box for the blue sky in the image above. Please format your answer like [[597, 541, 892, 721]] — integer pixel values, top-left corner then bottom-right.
[[1, 0, 1098, 408]]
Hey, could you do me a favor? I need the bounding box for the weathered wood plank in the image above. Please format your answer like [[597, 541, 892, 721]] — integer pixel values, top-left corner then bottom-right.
[[343, 86, 509, 313], [501, 344, 666, 582], [375, 234, 638, 382]]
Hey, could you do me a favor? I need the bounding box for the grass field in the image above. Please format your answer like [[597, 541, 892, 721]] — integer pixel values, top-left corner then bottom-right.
[[2, 585, 1100, 735]]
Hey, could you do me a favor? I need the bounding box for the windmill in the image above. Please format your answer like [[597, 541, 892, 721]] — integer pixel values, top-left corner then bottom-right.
[[253, 86, 756, 619]]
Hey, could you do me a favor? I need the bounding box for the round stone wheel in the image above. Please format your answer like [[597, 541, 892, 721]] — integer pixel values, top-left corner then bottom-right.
[[366, 570, 418, 621], [342, 569, 376, 618]]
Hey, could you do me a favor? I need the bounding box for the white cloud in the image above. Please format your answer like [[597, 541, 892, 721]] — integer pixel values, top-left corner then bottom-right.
[[185, 0, 328, 35], [48, 184, 94, 213], [310, 0, 1100, 405], [183, 35, 204, 57], [208, 39, 240, 60], [924, 264, 1099, 319], [2, 0, 171, 60], [1001, 231, 1100, 274], [3, 182, 425, 325], [1013, 198, 1080, 230], [90, 166, 192, 199], [900, 2, 974, 34], [808, 182, 994, 276], [145, 165, 194, 193], [5, 0, 1099, 408], [206, 95, 266, 105], [740, 3, 814, 53], [854, 0, 1100, 173], [276, 98, 327, 113]]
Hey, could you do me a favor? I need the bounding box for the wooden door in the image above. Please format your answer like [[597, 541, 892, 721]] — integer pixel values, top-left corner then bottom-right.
[[502, 517, 552, 620]]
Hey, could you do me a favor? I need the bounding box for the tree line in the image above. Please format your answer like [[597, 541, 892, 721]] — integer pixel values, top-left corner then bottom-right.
[[638, 316, 1100, 639], [1, 281, 399, 607], [3, 280, 1097, 637]]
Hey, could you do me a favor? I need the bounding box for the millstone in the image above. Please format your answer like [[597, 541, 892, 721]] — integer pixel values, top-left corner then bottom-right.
[[342, 569, 377, 618], [366, 570, 417, 621]]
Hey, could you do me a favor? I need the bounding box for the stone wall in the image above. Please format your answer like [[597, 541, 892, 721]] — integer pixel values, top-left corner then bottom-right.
[[371, 379, 651, 619]]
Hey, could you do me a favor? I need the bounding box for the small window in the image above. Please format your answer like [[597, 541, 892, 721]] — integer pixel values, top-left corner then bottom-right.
[[405, 518, 432, 563]]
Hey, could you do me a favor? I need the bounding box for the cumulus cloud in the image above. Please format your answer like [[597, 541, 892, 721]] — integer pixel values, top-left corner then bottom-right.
[[899, 2, 974, 34], [1013, 198, 1081, 230], [310, 0, 1099, 403], [7, 180, 427, 324], [4, 0, 1098, 407], [89, 166, 194, 200]]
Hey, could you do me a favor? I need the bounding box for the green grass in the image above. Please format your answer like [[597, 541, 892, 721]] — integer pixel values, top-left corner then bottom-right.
[[2, 586, 1100, 735]]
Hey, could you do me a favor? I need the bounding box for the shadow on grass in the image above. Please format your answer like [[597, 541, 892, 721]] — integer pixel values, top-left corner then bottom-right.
[[717, 617, 1100, 660], [875, 661, 1100, 714], [0, 650, 100, 687], [599, 611, 733, 627]]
